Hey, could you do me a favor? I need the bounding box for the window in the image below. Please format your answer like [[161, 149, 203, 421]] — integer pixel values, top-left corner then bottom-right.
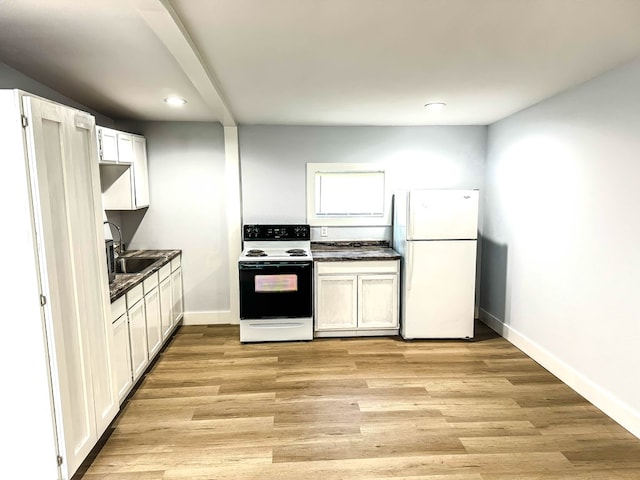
[[306, 163, 391, 226], [315, 171, 384, 216]]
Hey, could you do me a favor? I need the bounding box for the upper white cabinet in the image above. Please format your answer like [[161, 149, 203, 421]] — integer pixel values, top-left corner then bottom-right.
[[99, 127, 150, 210], [315, 260, 399, 337], [96, 126, 119, 163], [116, 132, 134, 164], [2, 90, 117, 479]]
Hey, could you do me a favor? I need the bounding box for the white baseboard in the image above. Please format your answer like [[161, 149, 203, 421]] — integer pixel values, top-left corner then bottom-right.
[[479, 309, 640, 440], [182, 310, 239, 325]]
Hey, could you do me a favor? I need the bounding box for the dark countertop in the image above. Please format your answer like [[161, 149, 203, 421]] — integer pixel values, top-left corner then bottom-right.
[[311, 241, 401, 262], [109, 249, 181, 303]]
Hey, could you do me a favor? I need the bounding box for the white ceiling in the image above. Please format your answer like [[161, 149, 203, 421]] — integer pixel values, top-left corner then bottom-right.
[[1, 0, 640, 126]]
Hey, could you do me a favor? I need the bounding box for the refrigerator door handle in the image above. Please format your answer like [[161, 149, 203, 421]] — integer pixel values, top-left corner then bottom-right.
[[406, 241, 414, 291]]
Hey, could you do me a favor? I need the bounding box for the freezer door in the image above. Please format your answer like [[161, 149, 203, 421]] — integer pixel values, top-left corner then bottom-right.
[[402, 240, 477, 339], [408, 190, 479, 240]]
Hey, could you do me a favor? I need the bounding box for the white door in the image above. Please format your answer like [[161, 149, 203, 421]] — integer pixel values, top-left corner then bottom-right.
[[408, 190, 479, 240], [171, 268, 184, 326], [358, 274, 398, 329], [128, 299, 149, 381], [98, 126, 119, 163], [112, 313, 133, 402], [64, 106, 119, 436], [403, 240, 477, 339], [160, 275, 173, 339], [116, 132, 133, 164], [23, 96, 117, 478], [315, 275, 358, 330], [145, 286, 163, 358]]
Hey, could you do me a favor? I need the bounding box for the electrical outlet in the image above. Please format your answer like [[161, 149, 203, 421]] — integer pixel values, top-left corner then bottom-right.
[[320, 226, 328, 237]]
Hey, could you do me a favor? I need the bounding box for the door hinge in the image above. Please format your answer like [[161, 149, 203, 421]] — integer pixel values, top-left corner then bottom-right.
[[21, 115, 29, 128], [57, 455, 63, 466], [40, 294, 47, 306]]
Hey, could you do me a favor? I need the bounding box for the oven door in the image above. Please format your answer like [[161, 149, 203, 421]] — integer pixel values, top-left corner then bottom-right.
[[239, 261, 312, 319]]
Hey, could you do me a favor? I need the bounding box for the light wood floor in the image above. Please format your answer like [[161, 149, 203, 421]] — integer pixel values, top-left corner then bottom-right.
[[79, 322, 640, 479]]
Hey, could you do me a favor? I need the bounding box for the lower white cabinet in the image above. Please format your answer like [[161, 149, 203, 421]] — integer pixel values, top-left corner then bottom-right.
[[111, 297, 133, 401], [315, 260, 399, 337], [110, 254, 184, 403], [160, 264, 173, 340], [144, 272, 163, 358], [171, 257, 184, 326], [127, 285, 149, 382]]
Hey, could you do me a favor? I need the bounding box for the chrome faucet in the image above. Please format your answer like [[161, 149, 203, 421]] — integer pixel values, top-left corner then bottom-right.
[[104, 221, 124, 255]]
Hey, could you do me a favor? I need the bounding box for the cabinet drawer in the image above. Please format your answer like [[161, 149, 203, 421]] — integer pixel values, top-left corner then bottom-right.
[[126, 284, 143, 308], [111, 296, 127, 322], [143, 271, 159, 294], [170, 256, 181, 272], [159, 263, 171, 281], [316, 260, 399, 275]]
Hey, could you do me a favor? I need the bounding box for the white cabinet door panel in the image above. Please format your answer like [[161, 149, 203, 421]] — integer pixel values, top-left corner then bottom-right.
[[98, 126, 118, 163], [160, 276, 173, 340], [116, 132, 133, 164], [145, 286, 162, 358], [128, 299, 148, 381], [315, 275, 358, 330], [358, 274, 398, 329], [112, 314, 133, 402], [132, 135, 149, 207], [171, 267, 183, 326]]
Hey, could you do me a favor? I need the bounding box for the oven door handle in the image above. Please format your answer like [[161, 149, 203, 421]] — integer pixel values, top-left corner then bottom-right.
[[239, 262, 312, 269]]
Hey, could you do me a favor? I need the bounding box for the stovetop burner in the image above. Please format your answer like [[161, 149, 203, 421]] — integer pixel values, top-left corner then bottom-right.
[[287, 248, 306, 256], [246, 249, 267, 257]]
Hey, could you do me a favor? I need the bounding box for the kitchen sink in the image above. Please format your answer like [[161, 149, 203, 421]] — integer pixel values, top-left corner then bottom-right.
[[115, 256, 159, 274]]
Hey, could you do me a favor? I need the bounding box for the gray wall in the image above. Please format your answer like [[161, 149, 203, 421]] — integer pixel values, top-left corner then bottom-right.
[[0, 62, 113, 125], [482, 56, 640, 435], [120, 122, 230, 313], [239, 126, 487, 239]]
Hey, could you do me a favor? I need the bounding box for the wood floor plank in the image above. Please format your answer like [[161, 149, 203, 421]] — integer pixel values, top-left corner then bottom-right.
[[77, 322, 640, 479]]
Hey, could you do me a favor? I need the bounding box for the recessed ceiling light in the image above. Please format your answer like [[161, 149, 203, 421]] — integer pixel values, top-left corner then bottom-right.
[[424, 102, 446, 111], [164, 96, 187, 107]]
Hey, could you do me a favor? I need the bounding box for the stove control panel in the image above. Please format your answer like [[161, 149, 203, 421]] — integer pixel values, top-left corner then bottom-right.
[[243, 224, 310, 241]]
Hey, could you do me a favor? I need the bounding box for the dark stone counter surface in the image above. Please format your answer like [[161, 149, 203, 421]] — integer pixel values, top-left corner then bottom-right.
[[311, 241, 401, 262], [109, 249, 181, 303]]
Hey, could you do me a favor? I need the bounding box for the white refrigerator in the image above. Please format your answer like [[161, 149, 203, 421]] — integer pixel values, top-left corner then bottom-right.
[[393, 189, 479, 339]]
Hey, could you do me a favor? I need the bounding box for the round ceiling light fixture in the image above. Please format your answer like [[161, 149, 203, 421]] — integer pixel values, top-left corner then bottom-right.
[[164, 96, 187, 107], [424, 102, 446, 111]]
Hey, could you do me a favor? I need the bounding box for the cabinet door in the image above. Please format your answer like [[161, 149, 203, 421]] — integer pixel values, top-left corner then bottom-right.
[[358, 274, 399, 329], [171, 268, 184, 326], [145, 286, 163, 358], [116, 132, 133, 164], [98, 126, 119, 163], [160, 275, 173, 340], [128, 299, 149, 381], [23, 97, 117, 477], [132, 135, 149, 208], [112, 314, 133, 402], [315, 275, 358, 330]]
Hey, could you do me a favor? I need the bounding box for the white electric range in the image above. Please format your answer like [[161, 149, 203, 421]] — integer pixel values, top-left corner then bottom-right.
[[238, 224, 313, 342]]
